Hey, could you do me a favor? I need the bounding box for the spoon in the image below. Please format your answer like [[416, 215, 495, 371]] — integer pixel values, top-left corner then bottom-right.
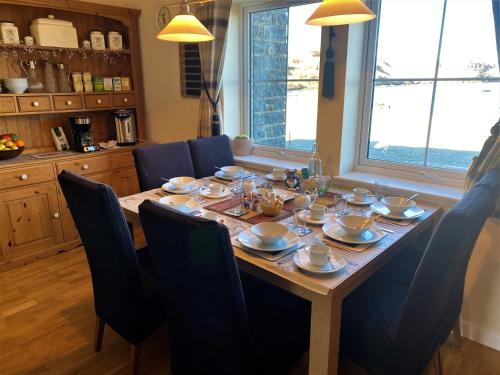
[[399, 193, 419, 207]]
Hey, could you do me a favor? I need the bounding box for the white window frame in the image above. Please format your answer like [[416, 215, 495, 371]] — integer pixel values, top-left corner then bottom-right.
[[241, 0, 320, 163], [355, 0, 498, 188]]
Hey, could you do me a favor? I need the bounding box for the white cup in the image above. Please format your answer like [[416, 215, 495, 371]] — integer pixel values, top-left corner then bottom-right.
[[208, 183, 223, 195], [202, 211, 219, 220], [272, 167, 286, 179], [353, 188, 369, 202], [309, 203, 327, 220], [309, 244, 330, 266]]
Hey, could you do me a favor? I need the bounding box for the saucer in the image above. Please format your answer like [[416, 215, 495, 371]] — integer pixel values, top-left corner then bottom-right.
[[322, 222, 385, 245], [293, 248, 346, 274], [346, 194, 378, 206], [162, 182, 200, 195], [159, 197, 200, 214], [298, 211, 335, 225], [215, 170, 244, 181], [199, 186, 232, 199], [265, 173, 286, 181], [370, 202, 425, 220], [238, 229, 299, 252]]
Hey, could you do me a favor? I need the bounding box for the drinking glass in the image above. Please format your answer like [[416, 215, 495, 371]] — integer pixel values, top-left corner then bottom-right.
[[374, 181, 388, 201], [230, 177, 244, 215], [293, 208, 308, 235], [332, 195, 348, 217]]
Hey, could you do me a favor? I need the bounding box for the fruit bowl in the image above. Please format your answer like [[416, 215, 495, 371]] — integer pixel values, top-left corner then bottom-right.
[[0, 147, 24, 160]]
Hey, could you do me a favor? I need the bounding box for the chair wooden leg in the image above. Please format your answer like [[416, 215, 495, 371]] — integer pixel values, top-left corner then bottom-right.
[[451, 319, 462, 347], [94, 316, 105, 352], [131, 343, 142, 375]]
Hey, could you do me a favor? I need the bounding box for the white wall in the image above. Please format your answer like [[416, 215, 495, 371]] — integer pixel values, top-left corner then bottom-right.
[[90, 0, 200, 142]]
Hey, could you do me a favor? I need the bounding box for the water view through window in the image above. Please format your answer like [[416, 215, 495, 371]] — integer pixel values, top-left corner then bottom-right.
[[368, 0, 499, 171], [249, 3, 321, 151]]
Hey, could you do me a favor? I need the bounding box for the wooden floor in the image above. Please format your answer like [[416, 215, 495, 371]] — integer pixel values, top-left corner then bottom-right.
[[1, 248, 499, 375]]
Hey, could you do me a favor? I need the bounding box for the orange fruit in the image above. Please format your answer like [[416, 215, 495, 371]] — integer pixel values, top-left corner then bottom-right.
[[15, 139, 25, 148]]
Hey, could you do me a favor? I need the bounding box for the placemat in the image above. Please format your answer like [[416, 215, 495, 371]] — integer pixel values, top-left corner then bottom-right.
[[232, 239, 305, 262], [317, 234, 373, 253], [204, 197, 294, 224]]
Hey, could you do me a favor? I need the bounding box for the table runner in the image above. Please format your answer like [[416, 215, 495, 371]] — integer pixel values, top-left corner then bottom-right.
[[204, 192, 342, 225]]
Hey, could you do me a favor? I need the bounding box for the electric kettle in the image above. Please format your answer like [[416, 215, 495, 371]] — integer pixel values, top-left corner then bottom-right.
[[113, 109, 137, 146]]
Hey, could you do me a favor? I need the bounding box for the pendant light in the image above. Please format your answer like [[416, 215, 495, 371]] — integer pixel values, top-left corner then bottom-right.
[[157, 0, 215, 43], [306, 0, 376, 26]]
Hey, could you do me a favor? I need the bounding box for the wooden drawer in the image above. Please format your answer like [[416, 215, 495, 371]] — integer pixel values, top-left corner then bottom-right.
[[0, 96, 16, 114], [110, 151, 135, 169], [0, 164, 55, 190], [56, 155, 109, 176], [84, 94, 111, 109], [52, 95, 83, 111], [112, 93, 136, 107], [17, 96, 52, 112]]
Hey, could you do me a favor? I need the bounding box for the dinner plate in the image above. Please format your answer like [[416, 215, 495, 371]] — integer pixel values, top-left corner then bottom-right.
[[162, 182, 200, 195], [293, 247, 346, 274], [199, 186, 232, 199], [238, 229, 299, 252], [298, 211, 335, 225], [370, 202, 425, 220], [345, 194, 378, 206], [322, 222, 385, 245], [158, 197, 200, 214], [265, 173, 286, 181]]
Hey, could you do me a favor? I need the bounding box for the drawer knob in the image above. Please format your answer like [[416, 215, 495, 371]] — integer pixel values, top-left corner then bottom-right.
[[123, 98, 128, 103], [20, 174, 28, 181], [97, 99, 102, 104], [53, 213, 60, 219], [82, 164, 89, 170], [66, 100, 72, 106], [32, 101, 39, 107]]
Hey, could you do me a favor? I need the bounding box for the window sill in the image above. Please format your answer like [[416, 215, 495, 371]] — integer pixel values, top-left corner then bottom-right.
[[234, 154, 307, 172], [335, 171, 464, 207]]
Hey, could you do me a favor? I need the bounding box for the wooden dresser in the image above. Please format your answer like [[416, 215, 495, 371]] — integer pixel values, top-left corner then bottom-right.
[[0, 0, 147, 271]]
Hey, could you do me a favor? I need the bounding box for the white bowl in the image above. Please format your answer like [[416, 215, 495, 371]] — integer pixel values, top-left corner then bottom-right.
[[251, 222, 289, 245], [4, 79, 28, 94], [159, 195, 199, 214], [336, 215, 374, 236], [381, 196, 416, 215], [169, 176, 195, 191], [221, 166, 243, 177]]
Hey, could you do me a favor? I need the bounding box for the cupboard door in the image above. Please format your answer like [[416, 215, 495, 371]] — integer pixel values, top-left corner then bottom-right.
[[59, 172, 111, 243], [0, 183, 63, 262], [111, 167, 140, 198]]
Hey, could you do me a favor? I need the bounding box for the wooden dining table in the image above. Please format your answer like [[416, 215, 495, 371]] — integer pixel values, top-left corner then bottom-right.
[[119, 174, 442, 375]]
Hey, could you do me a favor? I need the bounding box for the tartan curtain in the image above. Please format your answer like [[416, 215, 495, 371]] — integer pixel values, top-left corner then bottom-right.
[[196, 0, 232, 138]]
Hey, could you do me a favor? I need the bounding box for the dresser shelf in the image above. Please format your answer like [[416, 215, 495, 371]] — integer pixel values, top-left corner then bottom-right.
[[0, 43, 131, 60]]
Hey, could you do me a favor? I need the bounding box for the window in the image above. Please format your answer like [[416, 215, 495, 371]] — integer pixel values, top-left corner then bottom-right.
[[359, 0, 499, 175], [245, 2, 321, 152]]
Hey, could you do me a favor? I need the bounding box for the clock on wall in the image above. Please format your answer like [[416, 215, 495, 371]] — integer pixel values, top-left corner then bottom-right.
[[156, 6, 172, 31]]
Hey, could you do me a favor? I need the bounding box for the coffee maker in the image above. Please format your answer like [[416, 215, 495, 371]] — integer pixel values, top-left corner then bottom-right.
[[70, 116, 99, 153]]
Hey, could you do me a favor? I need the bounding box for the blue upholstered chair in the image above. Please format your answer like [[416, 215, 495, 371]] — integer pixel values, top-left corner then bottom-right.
[[188, 134, 235, 178], [58, 170, 165, 375], [133, 142, 195, 191], [139, 200, 310, 375], [341, 168, 499, 375]]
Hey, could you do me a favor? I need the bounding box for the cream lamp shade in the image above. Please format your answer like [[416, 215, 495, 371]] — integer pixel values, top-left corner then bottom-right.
[[306, 0, 376, 26], [157, 1, 214, 43]]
